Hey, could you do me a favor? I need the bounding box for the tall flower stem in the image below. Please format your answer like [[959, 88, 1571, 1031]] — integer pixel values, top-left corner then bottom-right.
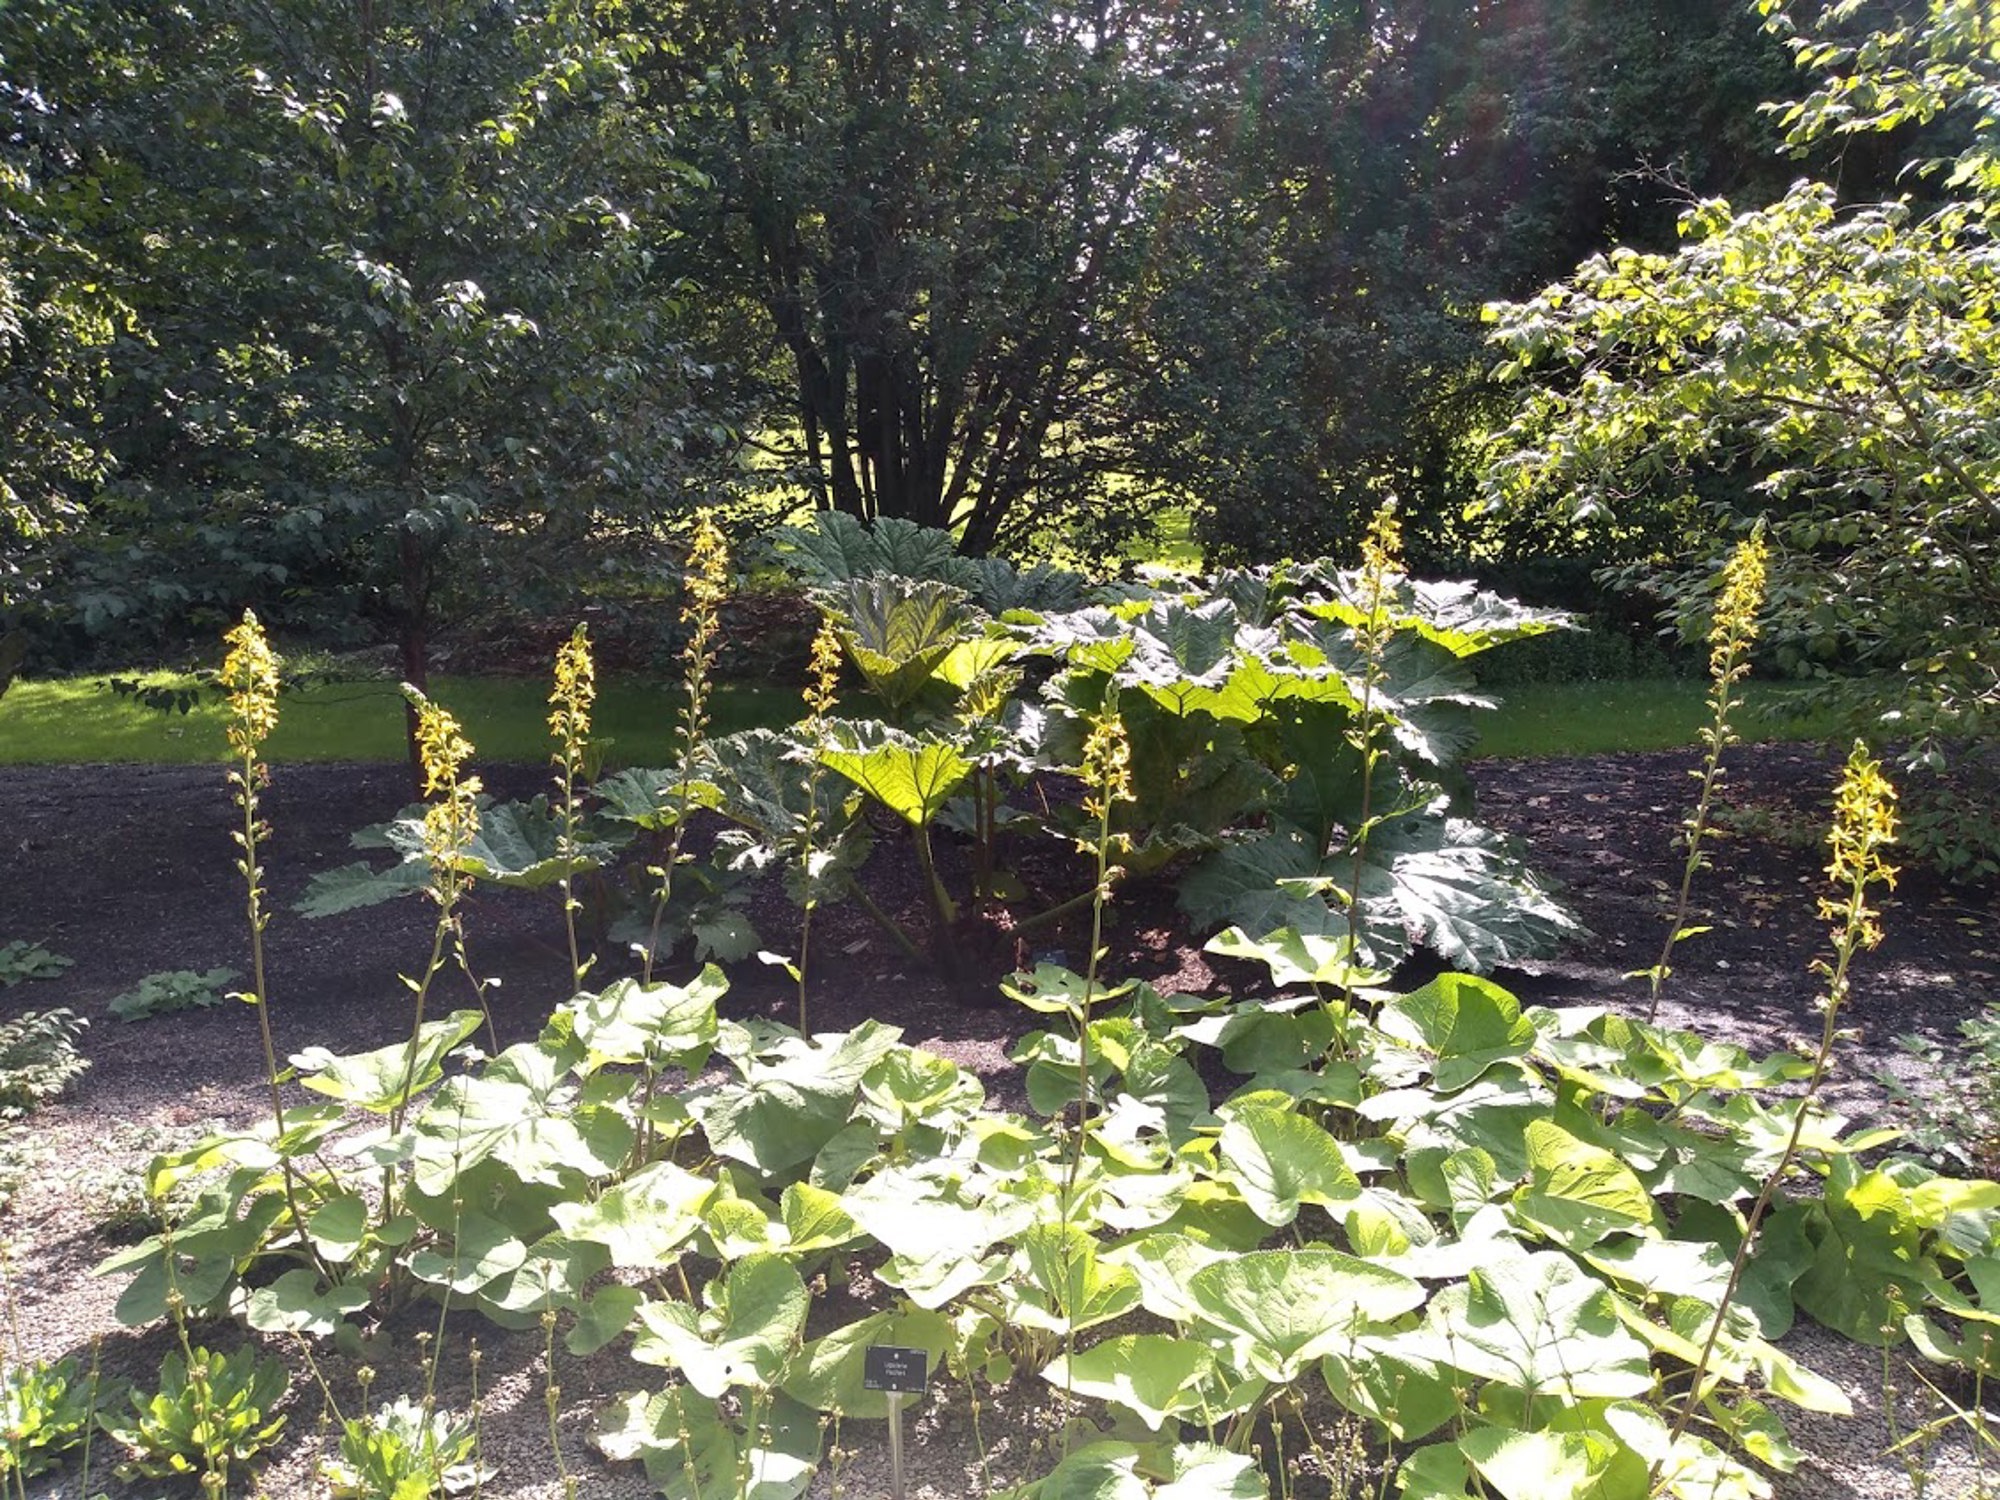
[[549, 624, 597, 992], [1057, 692, 1133, 1442], [794, 616, 843, 1032], [643, 512, 729, 985], [1665, 741, 1897, 1459], [391, 692, 481, 1139], [1342, 503, 1402, 992], [219, 610, 311, 1250], [1646, 522, 1769, 1023]]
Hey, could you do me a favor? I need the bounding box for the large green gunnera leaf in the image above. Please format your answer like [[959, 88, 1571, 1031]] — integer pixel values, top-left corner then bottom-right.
[[817, 720, 973, 826]]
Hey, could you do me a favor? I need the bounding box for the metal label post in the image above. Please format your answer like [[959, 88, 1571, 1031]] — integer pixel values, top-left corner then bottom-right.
[[862, 1344, 930, 1500]]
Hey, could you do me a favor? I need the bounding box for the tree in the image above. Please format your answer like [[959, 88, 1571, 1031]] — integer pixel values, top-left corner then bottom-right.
[[1112, 0, 1809, 569], [1482, 0, 1999, 872], [652, 0, 1245, 558], [1, 2, 723, 711]]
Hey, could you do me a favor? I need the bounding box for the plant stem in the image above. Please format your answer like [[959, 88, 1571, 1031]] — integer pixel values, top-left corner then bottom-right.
[[389, 916, 451, 1139], [848, 880, 926, 964], [1665, 745, 1894, 1462]]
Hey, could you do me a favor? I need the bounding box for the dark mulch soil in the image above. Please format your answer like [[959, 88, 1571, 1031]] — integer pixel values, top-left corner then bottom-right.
[[7, 742, 1992, 1131], [3, 742, 1996, 1497]]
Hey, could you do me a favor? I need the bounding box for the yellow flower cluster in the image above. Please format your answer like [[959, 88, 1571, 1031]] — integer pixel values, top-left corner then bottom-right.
[[1359, 501, 1404, 585], [1821, 740, 1898, 949], [805, 615, 843, 725], [413, 694, 482, 869], [1080, 704, 1135, 834], [220, 609, 281, 760], [549, 623, 596, 766], [1709, 524, 1769, 681], [684, 511, 730, 622]]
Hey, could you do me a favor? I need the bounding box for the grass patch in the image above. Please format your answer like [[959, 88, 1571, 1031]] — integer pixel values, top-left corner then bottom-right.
[[1474, 678, 1847, 760], [0, 673, 801, 767], [3, 670, 1850, 768]]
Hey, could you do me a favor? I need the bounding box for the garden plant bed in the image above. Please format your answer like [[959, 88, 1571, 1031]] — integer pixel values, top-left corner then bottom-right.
[[3, 741, 1997, 1498]]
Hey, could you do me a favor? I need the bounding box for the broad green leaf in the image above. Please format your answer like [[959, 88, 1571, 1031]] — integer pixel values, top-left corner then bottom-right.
[[1106, 1233, 1231, 1325], [1354, 815, 1581, 974], [549, 1160, 712, 1268], [818, 720, 974, 826], [781, 1308, 952, 1418], [857, 1047, 986, 1131], [1403, 1251, 1652, 1400], [822, 576, 975, 709], [841, 1169, 1038, 1263], [1379, 973, 1537, 1093], [779, 1182, 862, 1253], [995, 1441, 1148, 1500], [242, 1268, 369, 1336], [472, 1233, 610, 1319], [567, 1284, 644, 1356], [292, 1010, 482, 1114], [306, 1193, 369, 1264], [1510, 1119, 1662, 1247], [704, 1193, 777, 1258], [591, 1387, 740, 1499], [1600, 1403, 1773, 1500], [411, 1054, 630, 1196], [1188, 1249, 1425, 1382], [1457, 1425, 1648, 1500], [1793, 1159, 1925, 1346], [690, 1019, 902, 1176], [406, 1210, 527, 1295], [1205, 925, 1378, 991], [1116, 599, 1241, 717], [1216, 1105, 1362, 1227], [1304, 577, 1569, 658], [1396, 1443, 1478, 1498], [454, 795, 621, 887], [631, 1254, 809, 1398], [1320, 1343, 1460, 1441], [563, 968, 725, 1068], [777, 510, 978, 591], [1153, 1443, 1268, 1500], [1011, 1223, 1141, 1335], [1044, 1337, 1216, 1431], [294, 857, 429, 916]]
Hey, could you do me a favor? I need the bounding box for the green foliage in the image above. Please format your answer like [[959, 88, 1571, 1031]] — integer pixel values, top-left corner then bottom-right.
[[325, 1397, 488, 1500], [1, 1356, 107, 1479], [0, 939, 71, 984], [1, 0, 727, 691], [1119, 0, 1805, 568], [0, 1006, 87, 1116], [1882, 1004, 2000, 1181], [92, 932, 2000, 1499], [102, 1344, 288, 1482], [1483, 0, 2000, 874], [107, 967, 240, 1023], [745, 518, 1580, 975]]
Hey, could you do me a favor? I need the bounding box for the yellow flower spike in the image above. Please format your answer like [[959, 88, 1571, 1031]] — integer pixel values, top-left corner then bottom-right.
[[549, 623, 596, 765], [220, 609, 281, 758], [1078, 702, 1135, 839], [805, 615, 843, 725], [1359, 500, 1404, 585], [409, 692, 482, 870], [1708, 522, 1769, 684], [1820, 739, 1899, 950], [683, 510, 731, 622]]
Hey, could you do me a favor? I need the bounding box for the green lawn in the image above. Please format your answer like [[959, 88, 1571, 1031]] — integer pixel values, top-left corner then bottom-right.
[[1472, 679, 1846, 759], [2, 669, 1846, 767], [0, 673, 801, 766]]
